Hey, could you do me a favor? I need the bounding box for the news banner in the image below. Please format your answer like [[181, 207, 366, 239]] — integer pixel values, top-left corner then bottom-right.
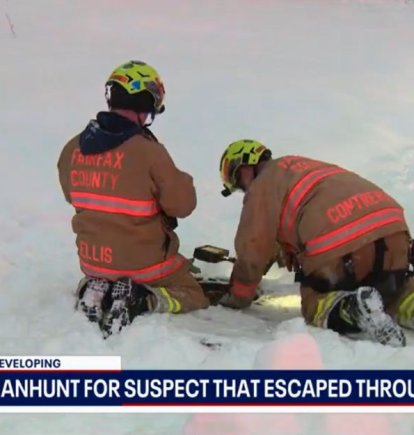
[[1, 356, 414, 412]]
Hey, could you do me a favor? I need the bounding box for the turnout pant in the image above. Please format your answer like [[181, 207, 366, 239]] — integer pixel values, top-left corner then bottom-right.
[[300, 231, 414, 330]]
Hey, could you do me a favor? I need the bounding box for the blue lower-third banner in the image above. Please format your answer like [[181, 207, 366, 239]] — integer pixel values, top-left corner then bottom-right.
[[0, 370, 414, 409]]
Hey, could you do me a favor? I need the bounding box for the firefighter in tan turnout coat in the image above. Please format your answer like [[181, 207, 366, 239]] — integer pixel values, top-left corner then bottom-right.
[[218, 139, 414, 347], [58, 61, 209, 338]]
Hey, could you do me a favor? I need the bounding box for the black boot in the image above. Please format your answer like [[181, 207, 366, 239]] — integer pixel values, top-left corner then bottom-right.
[[340, 287, 406, 347], [77, 278, 111, 323], [100, 278, 151, 339]]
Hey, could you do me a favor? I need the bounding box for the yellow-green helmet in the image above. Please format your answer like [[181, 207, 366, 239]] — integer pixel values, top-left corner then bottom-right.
[[105, 60, 165, 114], [219, 139, 272, 197]]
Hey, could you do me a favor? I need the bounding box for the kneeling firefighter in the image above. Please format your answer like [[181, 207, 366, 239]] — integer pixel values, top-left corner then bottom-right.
[[58, 60, 209, 338], [217, 138, 414, 347]]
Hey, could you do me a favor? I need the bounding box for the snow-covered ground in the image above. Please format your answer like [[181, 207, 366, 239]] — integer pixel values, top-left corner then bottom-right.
[[2, 0, 414, 433]]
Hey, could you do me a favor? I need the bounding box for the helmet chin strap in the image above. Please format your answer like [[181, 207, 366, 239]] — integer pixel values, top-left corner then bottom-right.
[[143, 112, 155, 127], [144, 105, 164, 126], [132, 111, 154, 127]]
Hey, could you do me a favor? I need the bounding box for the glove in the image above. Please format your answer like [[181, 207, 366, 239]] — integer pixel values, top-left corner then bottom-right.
[[219, 292, 254, 309], [162, 214, 178, 230], [272, 242, 300, 272], [198, 279, 230, 305], [219, 275, 257, 309]]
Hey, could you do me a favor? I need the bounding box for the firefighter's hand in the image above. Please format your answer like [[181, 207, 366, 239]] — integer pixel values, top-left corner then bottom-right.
[[273, 244, 299, 273], [219, 292, 254, 309], [273, 242, 289, 268], [162, 214, 178, 230], [222, 272, 258, 309]]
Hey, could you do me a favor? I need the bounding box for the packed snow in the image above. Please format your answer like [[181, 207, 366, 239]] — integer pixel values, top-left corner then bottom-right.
[[1, 0, 414, 433]]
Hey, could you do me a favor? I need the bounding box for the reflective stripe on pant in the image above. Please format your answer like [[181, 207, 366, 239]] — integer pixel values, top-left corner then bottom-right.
[[300, 286, 350, 328], [396, 277, 414, 329], [145, 264, 210, 314], [149, 286, 182, 313]]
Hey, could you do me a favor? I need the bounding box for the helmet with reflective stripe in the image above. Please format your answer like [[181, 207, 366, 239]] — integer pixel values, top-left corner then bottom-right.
[[105, 60, 165, 114], [219, 139, 272, 197]]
